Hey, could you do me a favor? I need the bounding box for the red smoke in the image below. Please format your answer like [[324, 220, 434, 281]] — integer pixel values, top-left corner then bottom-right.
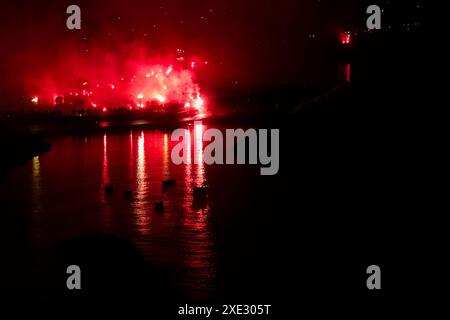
[[26, 42, 205, 112]]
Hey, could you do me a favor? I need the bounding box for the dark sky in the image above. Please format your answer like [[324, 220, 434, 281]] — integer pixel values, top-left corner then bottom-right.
[[0, 0, 421, 106]]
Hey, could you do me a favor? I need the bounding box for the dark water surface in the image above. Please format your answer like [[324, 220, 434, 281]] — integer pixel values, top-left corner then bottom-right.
[[1, 123, 291, 302]]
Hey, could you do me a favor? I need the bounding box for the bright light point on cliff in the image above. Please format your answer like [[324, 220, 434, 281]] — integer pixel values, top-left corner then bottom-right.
[[102, 107, 107, 112], [111, 84, 115, 89], [92, 103, 97, 107], [146, 73, 150, 78], [31, 96, 38, 104], [82, 82, 88, 86], [137, 94, 144, 99], [184, 102, 191, 108], [166, 66, 173, 75], [190, 61, 196, 69]]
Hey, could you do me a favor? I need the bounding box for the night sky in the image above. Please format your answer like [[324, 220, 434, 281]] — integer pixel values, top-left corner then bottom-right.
[[0, 1, 422, 108]]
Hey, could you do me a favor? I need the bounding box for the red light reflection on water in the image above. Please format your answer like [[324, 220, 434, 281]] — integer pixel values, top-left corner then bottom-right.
[[134, 131, 151, 234], [344, 63, 351, 83], [27, 129, 214, 299], [100, 134, 113, 229]]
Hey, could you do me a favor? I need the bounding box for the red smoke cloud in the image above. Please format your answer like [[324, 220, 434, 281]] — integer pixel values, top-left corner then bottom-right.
[[25, 41, 204, 112]]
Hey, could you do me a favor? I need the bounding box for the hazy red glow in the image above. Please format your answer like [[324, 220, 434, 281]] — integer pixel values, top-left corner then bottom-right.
[[25, 44, 206, 113]]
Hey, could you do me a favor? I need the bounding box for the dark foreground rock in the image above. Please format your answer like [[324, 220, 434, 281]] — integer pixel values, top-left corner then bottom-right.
[[0, 133, 51, 177]]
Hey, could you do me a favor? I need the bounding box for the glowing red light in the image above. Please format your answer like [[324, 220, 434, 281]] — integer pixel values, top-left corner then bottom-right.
[[102, 107, 107, 113], [31, 96, 38, 104], [341, 32, 351, 45]]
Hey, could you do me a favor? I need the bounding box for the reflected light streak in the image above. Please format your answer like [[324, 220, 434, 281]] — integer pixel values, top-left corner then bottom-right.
[[183, 127, 193, 206], [180, 124, 213, 298], [31, 155, 42, 214], [163, 133, 169, 179], [102, 134, 110, 187], [32, 155, 40, 178], [135, 131, 150, 234], [186, 128, 192, 165], [344, 63, 351, 83], [100, 134, 112, 229], [194, 122, 203, 165], [129, 130, 134, 172], [194, 122, 205, 187]]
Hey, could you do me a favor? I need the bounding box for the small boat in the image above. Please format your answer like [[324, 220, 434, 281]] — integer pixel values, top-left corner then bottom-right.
[[162, 179, 176, 188], [123, 189, 133, 199], [193, 186, 207, 198], [154, 201, 164, 212], [104, 184, 113, 195], [192, 186, 207, 209]]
